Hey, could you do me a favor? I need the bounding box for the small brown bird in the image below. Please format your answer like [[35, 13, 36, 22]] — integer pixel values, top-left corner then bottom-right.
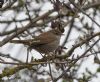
[[10, 21, 64, 54]]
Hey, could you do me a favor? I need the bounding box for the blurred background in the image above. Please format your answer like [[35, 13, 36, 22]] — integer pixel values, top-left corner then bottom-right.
[[0, 0, 100, 82]]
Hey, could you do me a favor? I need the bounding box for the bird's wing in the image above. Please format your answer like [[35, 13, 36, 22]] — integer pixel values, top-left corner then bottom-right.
[[31, 31, 56, 45]]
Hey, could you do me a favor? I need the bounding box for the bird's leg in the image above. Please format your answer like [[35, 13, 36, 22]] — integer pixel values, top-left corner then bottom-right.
[[55, 46, 67, 55], [46, 52, 56, 60]]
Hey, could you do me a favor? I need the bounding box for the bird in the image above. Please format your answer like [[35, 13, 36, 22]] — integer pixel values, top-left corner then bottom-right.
[[10, 21, 64, 54]]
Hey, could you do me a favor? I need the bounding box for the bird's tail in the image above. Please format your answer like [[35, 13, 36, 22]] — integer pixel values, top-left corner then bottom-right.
[[10, 40, 31, 45]]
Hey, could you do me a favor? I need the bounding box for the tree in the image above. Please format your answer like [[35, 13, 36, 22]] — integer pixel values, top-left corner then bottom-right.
[[0, 0, 100, 82]]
